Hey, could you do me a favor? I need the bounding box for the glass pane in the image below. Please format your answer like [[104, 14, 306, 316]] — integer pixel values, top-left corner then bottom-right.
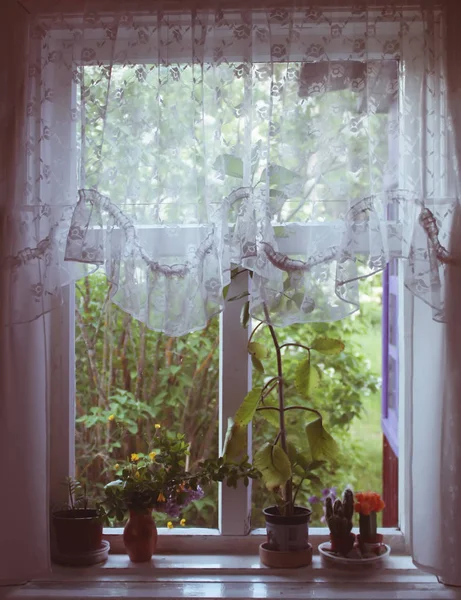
[[251, 274, 383, 528], [388, 356, 397, 411], [389, 293, 398, 347], [75, 272, 219, 528]]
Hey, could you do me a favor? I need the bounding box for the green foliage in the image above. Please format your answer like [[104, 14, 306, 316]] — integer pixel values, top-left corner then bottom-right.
[[75, 271, 383, 529], [222, 312, 342, 515], [253, 443, 292, 491], [101, 427, 258, 523], [295, 359, 320, 396], [305, 417, 338, 463]]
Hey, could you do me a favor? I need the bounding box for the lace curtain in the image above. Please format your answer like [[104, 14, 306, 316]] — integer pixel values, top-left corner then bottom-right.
[[12, 1, 457, 336]]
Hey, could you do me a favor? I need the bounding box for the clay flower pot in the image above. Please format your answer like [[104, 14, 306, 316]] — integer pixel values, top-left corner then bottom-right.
[[357, 532, 384, 555], [52, 509, 103, 555], [123, 509, 158, 562], [263, 505, 311, 552], [329, 532, 356, 556]]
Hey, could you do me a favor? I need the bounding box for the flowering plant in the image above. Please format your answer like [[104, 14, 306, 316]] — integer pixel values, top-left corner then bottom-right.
[[355, 491, 385, 543], [102, 425, 258, 524], [354, 491, 385, 516]]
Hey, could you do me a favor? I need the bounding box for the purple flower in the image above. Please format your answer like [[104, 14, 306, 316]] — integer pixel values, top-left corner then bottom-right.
[[163, 486, 204, 518], [308, 495, 319, 505], [322, 487, 337, 498]]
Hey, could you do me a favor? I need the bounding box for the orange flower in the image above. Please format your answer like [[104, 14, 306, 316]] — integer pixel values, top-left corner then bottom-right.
[[355, 491, 385, 515]]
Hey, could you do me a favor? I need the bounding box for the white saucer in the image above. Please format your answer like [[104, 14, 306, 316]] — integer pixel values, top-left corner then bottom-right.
[[318, 541, 390, 569]]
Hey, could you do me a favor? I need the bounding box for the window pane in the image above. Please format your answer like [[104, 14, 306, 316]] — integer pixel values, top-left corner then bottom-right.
[[75, 272, 219, 527], [251, 275, 383, 528]]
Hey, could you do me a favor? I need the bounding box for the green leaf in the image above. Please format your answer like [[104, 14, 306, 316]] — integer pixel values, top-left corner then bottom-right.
[[295, 358, 320, 397], [286, 441, 312, 471], [258, 401, 280, 428], [261, 165, 300, 187], [213, 154, 244, 178], [253, 443, 292, 491], [268, 189, 288, 214], [240, 301, 250, 329], [248, 341, 268, 360], [311, 338, 345, 355], [306, 473, 322, 487], [222, 418, 247, 461], [234, 388, 263, 426], [305, 417, 338, 463], [251, 355, 265, 373]]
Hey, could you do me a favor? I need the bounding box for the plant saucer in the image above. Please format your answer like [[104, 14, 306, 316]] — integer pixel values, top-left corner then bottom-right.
[[318, 541, 390, 569]]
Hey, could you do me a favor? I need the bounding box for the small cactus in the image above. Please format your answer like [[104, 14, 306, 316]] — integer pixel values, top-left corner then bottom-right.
[[325, 488, 354, 538]]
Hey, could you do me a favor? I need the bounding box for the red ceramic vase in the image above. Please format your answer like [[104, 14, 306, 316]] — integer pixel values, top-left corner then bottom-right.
[[123, 509, 158, 562]]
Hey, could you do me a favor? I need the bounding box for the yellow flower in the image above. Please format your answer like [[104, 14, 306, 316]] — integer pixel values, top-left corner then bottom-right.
[[149, 451, 156, 461], [108, 414, 115, 421], [180, 519, 186, 527], [114, 463, 120, 470], [135, 472, 140, 479], [131, 453, 139, 462], [154, 423, 161, 429], [157, 492, 166, 502], [167, 521, 173, 529]]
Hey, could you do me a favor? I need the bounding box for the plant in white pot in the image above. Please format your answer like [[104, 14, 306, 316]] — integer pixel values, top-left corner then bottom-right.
[[222, 308, 343, 568]]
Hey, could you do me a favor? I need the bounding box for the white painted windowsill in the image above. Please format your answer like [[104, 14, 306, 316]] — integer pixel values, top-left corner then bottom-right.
[[3, 553, 461, 600]]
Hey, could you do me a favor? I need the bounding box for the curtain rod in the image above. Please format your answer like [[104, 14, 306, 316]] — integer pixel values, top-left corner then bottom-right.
[[19, 0, 444, 16]]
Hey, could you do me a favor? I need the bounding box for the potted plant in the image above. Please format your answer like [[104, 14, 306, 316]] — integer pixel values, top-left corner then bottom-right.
[[325, 488, 355, 556], [52, 477, 106, 565], [355, 491, 386, 555], [103, 425, 257, 562], [222, 313, 343, 568]]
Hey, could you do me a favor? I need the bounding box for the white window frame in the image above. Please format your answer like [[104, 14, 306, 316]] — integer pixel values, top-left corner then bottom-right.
[[43, 16, 411, 553]]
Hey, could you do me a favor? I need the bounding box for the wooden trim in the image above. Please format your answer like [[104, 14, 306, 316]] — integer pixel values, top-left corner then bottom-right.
[[102, 526, 407, 554], [21, 0, 442, 15], [382, 435, 399, 528]]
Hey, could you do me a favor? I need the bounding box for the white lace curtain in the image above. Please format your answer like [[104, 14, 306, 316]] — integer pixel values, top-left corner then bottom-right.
[[11, 0, 458, 335]]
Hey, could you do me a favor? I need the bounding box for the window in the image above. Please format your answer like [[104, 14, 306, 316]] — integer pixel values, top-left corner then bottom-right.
[[44, 12, 406, 544]]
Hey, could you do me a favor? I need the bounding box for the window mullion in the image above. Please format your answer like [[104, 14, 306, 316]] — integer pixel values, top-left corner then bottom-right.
[[219, 270, 252, 535]]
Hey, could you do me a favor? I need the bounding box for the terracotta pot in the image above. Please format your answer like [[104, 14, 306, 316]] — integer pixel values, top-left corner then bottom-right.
[[259, 542, 312, 568], [123, 509, 158, 562], [330, 532, 356, 556], [357, 532, 384, 555], [52, 509, 103, 555], [263, 505, 311, 552]]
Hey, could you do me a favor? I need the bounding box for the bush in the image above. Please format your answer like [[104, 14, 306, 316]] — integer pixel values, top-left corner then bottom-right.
[[75, 272, 382, 528]]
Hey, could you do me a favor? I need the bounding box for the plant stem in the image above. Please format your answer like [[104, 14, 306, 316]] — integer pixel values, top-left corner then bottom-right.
[[262, 304, 293, 515], [248, 320, 266, 345], [284, 405, 322, 419], [292, 476, 306, 506], [280, 343, 312, 357]]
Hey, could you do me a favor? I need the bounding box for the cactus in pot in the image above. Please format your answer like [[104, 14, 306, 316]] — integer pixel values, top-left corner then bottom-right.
[[325, 488, 355, 556]]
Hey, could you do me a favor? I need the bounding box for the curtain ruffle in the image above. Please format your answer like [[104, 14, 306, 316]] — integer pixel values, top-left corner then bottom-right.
[[9, 4, 458, 335]]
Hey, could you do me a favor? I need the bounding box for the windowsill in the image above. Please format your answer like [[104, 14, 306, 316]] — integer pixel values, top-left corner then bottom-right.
[[4, 553, 461, 599], [102, 527, 408, 555]]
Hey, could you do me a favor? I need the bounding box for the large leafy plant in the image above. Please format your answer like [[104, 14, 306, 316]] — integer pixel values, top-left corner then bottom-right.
[[223, 314, 343, 517]]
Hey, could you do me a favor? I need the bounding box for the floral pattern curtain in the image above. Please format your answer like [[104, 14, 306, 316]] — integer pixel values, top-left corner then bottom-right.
[[8, 1, 456, 336]]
